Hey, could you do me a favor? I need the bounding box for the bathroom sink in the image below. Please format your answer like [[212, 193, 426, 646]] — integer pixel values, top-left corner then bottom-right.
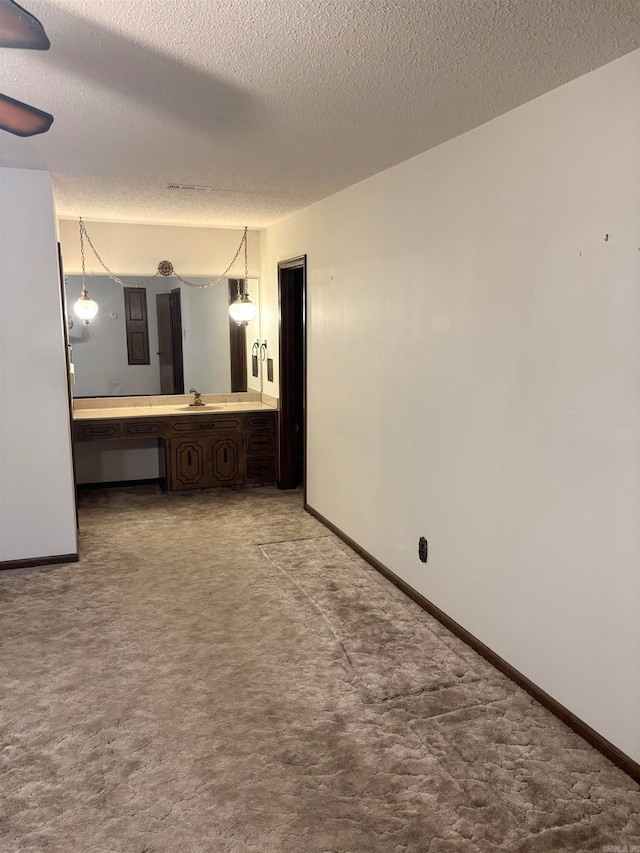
[[174, 405, 221, 412]]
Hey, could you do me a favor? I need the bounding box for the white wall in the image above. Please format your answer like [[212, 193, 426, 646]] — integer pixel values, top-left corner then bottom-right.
[[261, 51, 640, 761], [0, 168, 77, 562], [58, 220, 260, 278]]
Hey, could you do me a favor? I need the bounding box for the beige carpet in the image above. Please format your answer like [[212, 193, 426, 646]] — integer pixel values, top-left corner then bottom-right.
[[1, 485, 639, 852]]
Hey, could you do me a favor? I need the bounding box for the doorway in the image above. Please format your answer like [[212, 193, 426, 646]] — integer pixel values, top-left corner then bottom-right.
[[156, 289, 184, 394], [278, 256, 306, 491]]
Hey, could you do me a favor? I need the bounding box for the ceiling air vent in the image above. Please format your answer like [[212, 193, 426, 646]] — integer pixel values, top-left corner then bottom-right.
[[166, 183, 212, 191]]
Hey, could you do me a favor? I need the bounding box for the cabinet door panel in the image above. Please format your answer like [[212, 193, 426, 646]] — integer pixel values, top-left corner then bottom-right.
[[169, 437, 208, 490], [209, 435, 243, 486], [124, 288, 150, 365]]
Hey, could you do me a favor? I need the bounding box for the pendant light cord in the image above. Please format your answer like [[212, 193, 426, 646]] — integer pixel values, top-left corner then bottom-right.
[[78, 218, 249, 290]]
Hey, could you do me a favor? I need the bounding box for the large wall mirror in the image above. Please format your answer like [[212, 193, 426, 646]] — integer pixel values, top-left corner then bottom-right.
[[65, 275, 262, 397]]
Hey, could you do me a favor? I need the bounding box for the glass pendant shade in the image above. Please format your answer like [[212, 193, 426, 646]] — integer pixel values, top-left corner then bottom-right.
[[229, 292, 258, 326], [74, 290, 98, 324]]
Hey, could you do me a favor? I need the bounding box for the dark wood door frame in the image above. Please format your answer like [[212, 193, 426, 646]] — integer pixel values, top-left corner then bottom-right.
[[228, 279, 248, 392], [278, 255, 307, 496], [157, 290, 185, 395], [170, 288, 185, 394]]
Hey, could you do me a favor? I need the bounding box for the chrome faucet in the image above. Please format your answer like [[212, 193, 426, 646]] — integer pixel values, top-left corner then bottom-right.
[[189, 387, 205, 407]]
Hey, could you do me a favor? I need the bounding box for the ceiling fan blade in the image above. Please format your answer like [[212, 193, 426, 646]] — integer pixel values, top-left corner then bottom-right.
[[0, 0, 49, 49], [0, 92, 53, 136]]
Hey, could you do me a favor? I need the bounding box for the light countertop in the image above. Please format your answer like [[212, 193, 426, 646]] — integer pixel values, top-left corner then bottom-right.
[[73, 394, 277, 420]]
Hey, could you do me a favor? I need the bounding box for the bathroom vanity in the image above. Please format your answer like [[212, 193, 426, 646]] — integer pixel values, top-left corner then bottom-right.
[[73, 395, 278, 491]]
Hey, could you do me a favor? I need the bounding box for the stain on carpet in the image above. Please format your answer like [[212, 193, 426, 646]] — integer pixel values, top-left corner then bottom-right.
[[261, 537, 483, 702]]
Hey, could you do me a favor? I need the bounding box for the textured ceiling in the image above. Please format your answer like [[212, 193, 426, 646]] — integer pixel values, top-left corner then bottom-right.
[[1, 0, 638, 227]]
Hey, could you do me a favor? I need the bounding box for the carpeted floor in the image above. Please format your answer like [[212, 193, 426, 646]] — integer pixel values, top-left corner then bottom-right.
[[1, 485, 639, 852]]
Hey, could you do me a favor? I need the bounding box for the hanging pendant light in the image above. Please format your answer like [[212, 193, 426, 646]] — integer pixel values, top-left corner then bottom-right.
[[73, 287, 98, 324], [229, 227, 258, 326], [229, 291, 258, 325], [73, 217, 98, 325]]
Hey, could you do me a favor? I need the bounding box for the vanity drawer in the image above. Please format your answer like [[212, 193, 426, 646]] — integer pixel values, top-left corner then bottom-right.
[[169, 416, 242, 436], [245, 456, 276, 483], [246, 432, 275, 454], [244, 413, 277, 432], [74, 420, 122, 441], [122, 419, 166, 438]]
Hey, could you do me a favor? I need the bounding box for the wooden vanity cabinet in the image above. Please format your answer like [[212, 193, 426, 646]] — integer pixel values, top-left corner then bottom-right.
[[164, 412, 276, 491], [244, 415, 277, 484], [166, 433, 244, 490], [74, 409, 278, 492], [166, 415, 243, 491]]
